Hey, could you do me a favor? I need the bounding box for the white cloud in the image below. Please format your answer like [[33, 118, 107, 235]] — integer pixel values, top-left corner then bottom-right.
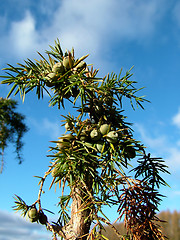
[[135, 123, 167, 151], [135, 123, 180, 171], [0, 0, 167, 62], [172, 107, 180, 128], [0, 210, 50, 240], [28, 117, 62, 139], [46, 0, 164, 56], [172, 190, 180, 196], [134, 121, 180, 212], [41, 118, 62, 139], [9, 11, 38, 56], [42, 0, 167, 53]]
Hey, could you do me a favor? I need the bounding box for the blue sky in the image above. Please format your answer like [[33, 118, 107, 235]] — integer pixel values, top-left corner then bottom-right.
[[1, 0, 180, 239]]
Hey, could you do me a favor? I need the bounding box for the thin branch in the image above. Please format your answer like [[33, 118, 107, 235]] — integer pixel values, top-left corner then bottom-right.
[[34, 163, 55, 209], [98, 216, 125, 239]]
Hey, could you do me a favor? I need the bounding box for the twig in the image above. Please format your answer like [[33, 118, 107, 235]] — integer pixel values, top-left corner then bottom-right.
[[98, 216, 125, 239]]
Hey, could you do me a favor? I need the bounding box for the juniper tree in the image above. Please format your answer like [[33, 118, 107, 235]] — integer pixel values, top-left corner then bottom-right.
[[0, 97, 28, 173], [0, 39, 170, 240]]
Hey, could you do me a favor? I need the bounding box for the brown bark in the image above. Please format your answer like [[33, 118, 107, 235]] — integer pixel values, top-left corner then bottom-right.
[[70, 186, 91, 239], [58, 185, 91, 240]]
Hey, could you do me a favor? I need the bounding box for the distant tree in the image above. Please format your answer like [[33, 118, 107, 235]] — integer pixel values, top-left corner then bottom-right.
[[102, 222, 127, 240], [103, 210, 180, 240], [0, 97, 28, 173], [171, 210, 180, 240], [158, 211, 171, 238], [0, 39, 170, 239]]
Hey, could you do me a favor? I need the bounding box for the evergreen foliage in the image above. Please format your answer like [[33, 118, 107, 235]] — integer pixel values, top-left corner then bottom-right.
[[0, 97, 28, 173], [0, 39, 170, 239]]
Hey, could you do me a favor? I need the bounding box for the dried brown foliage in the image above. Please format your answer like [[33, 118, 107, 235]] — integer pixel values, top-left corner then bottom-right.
[[118, 179, 167, 240]]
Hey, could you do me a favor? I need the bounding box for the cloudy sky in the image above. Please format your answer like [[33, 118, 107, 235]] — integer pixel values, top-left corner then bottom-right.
[[1, 0, 180, 239]]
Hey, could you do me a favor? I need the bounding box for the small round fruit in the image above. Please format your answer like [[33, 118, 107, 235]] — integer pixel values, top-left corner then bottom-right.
[[61, 133, 75, 141], [46, 72, 57, 81], [28, 207, 38, 222], [28, 207, 38, 219], [96, 141, 104, 152], [99, 124, 110, 135], [90, 129, 101, 141], [126, 146, 136, 159], [52, 62, 64, 73], [65, 122, 74, 131], [57, 139, 70, 149], [63, 56, 74, 69], [106, 131, 118, 143], [51, 166, 58, 177], [38, 211, 47, 225], [29, 217, 37, 222]]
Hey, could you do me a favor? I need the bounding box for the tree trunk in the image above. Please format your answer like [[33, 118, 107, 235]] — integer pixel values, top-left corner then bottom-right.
[[71, 186, 91, 239], [59, 185, 91, 240]]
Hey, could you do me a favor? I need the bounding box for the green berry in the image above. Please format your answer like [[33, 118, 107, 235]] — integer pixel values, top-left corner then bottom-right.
[[96, 141, 104, 152], [38, 211, 47, 225], [126, 146, 136, 159], [63, 56, 74, 69], [52, 62, 64, 73], [90, 129, 101, 141], [99, 124, 110, 135], [65, 122, 74, 131], [28, 207, 38, 222], [106, 131, 118, 143], [46, 72, 57, 81]]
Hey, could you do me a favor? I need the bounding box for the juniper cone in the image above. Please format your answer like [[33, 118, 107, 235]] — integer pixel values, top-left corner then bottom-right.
[[1, 39, 170, 240], [28, 207, 38, 219], [106, 131, 119, 143], [38, 211, 48, 225], [63, 55, 74, 69], [52, 62, 64, 73], [65, 122, 74, 131], [29, 217, 38, 223], [46, 72, 57, 80], [28, 207, 39, 222], [127, 146, 136, 159], [51, 167, 58, 177], [96, 141, 104, 152], [99, 123, 110, 135], [90, 129, 101, 141]]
